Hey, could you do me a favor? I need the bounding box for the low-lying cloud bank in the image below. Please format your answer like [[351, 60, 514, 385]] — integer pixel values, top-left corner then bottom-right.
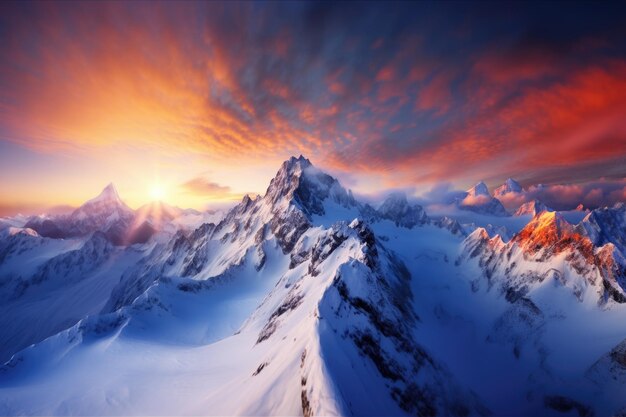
[[409, 179, 626, 212]]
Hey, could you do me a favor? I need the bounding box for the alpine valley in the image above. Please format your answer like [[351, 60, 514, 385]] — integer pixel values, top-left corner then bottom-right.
[[1, 156, 626, 416]]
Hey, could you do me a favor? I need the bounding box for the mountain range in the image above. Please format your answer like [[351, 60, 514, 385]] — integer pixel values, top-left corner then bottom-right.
[[0, 155, 625, 415]]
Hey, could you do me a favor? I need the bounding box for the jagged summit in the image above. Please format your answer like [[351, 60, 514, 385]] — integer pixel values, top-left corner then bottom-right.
[[513, 211, 578, 252], [103, 182, 118, 195], [67, 183, 135, 243], [505, 178, 522, 191], [577, 204, 626, 254], [522, 211, 573, 236], [272, 155, 313, 180], [264, 155, 356, 217], [84, 183, 123, 205], [459, 181, 508, 216], [514, 199, 552, 216], [72, 182, 132, 217], [291, 154, 312, 167], [5, 156, 626, 416], [494, 178, 523, 197], [377, 192, 428, 228], [378, 191, 409, 208], [264, 156, 313, 202], [467, 181, 490, 197]]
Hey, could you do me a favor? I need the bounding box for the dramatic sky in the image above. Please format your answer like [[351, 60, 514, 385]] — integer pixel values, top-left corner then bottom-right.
[[1, 1, 625, 214]]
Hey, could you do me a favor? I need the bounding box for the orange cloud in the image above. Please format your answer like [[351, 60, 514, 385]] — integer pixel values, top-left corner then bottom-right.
[[0, 2, 624, 211], [180, 177, 244, 200], [0, 3, 327, 166], [415, 71, 454, 115]]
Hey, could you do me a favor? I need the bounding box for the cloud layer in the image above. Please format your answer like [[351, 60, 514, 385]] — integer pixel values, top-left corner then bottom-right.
[[0, 2, 625, 208], [181, 177, 244, 200], [498, 179, 626, 211]]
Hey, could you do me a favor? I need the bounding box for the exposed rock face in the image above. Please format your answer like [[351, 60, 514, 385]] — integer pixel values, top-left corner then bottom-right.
[[543, 396, 593, 417], [23, 217, 65, 239], [487, 297, 545, 359], [3, 155, 626, 416], [248, 218, 485, 416], [22, 185, 196, 246], [467, 181, 491, 198], [587, 338, 626, 390], [67, 183, 135, 241], [434, 216, 467, 236], [458, 181, 508, 216], [494, 178, 524, 198], [22, 184, 140, 245], [264, 155, 357, 218], [377, 192, 428, 228], [461, 210, 626, 304], [512, 212, 589, 257], [577, 203, 626, 254], [87, 158, 486, 415], [514, 199, 553, 216]]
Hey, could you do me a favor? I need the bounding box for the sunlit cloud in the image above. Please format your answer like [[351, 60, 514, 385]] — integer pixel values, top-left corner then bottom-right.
[[180, 177, 245, 201], [511, 179, 626, 211], [0, 2, 625, 211]]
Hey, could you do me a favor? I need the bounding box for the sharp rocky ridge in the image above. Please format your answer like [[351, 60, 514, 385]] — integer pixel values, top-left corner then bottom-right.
[[461, 208, 626, 304], [1, 156, 626, 416], [0, 156, 485, 415]]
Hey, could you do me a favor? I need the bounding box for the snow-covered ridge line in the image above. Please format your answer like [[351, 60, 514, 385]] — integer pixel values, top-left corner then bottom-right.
[[1, 156, 626, 416], [461, 208, 626, 304]]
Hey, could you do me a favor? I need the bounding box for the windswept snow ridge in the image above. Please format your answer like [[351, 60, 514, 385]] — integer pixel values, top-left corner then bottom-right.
[[1, 157, 626, 416]]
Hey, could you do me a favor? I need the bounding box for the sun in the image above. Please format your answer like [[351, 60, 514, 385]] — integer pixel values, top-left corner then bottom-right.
[[149, 183, 166, 201]]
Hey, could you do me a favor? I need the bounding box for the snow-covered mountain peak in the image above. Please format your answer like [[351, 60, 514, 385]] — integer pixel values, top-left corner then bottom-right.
[[265, 156, 315, 204], [467, 181, 490, 197], [288, 154, 313, 168], [467, 226, 491, 242], [463, 204, 626, 305], [379, 191, 407, 206], [505, 177, 522, 191], [0, 226, 39, 239], [71, 183, 132, 222], [377, 192, 428, 228], [377, 192, 411, 214], [264, 155, 356, 218], [271, 155, 313, 182], [74, 183, 130, 213], [85, 183, 123, 206], [66, 183, 135, 244], [458, 182, 508, 216], [521, 211, 573, 237], [4, 155, 626, 416], [514, 199, 552, 216], [494, 178, 523, 198], [512, 211, 581, 255], [577, 204, 626, 254]]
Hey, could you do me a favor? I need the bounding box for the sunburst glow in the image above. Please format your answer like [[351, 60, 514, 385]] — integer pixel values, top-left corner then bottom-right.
[[149, 184, 166, 201], [0, 2, 624, 214]]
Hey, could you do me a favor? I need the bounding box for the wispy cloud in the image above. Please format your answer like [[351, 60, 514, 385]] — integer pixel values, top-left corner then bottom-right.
[[180, 177, 244, 200], [0, 2, 625, 208], [499, 179, 626, 211]]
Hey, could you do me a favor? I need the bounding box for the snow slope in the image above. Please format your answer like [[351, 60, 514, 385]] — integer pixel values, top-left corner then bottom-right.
[[1, 156, 626, 416], [0, 232, 146, 363]]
